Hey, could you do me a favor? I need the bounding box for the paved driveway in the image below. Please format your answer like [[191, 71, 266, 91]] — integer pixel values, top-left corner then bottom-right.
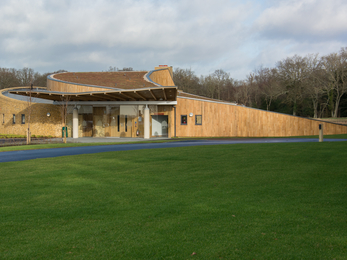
[[0, 138, 346, 163]]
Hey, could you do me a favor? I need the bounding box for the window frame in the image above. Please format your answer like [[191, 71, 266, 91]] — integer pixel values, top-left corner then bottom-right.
[[195, 115, 202, 125], [13, 114, 16, 124], [21, 114, 25, 124], [181, 115, 187, 125]]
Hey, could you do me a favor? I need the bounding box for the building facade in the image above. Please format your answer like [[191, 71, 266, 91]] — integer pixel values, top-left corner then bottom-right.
[[1, 66, 347, 138]]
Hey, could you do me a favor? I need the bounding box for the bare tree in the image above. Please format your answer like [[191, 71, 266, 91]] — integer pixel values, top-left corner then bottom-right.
[[60, 95, 71, 143], [321, 48, 347, 117], [107, 66, 118, 72], [302, 54, 326, 118], [223, 77, 236, 102], [120, 67, 133, 71], [277, 55, 308, 116], [255, 67, 285, 111], [173, 68, 200, 94], [234, 79, 253, 106], [0, 68, 20, 89], [213, 69, 230, 100], [17, 67, 35, 86], [200, 75, 217, 99], [32, 72, 50, 88]]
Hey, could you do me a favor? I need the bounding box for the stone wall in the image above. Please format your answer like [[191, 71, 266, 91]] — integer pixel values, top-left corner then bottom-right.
[[0, 88, 63, 137]]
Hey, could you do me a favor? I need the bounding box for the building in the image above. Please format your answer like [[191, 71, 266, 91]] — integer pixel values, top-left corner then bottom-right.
[[1, 66, 347, 138]]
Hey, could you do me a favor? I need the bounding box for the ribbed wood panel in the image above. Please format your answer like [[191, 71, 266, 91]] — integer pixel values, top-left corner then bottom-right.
[[47, 79, 111, 93], [175, 98, 347, 137], [149, 69, 175, 86]]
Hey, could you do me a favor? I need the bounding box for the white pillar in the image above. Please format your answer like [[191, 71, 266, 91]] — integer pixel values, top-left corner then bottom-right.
[[73, 107, 79, 138], [144, 105, 150, 139]]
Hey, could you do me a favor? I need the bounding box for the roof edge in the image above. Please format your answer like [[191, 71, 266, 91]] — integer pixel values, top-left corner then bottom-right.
[[145, 69, 176, 88], [47, 73, 120, 90]]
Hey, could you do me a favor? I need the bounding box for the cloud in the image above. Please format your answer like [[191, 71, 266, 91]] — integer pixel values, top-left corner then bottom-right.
[[0, 0, 255, 76], [237, 0, 347, 78], [0, 0, 346, 80], [254, 0, 347, 41]]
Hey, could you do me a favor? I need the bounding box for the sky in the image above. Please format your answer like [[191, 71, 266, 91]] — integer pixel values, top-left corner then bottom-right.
[[1, 0, 347, 80]]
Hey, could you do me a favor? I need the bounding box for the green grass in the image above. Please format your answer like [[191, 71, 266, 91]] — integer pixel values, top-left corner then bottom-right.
[[0, 139, 179, 152], [1, 142, 347, 259]]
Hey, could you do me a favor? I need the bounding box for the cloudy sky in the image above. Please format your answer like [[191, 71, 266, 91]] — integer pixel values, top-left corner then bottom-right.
[[1, 0, 346, 80]]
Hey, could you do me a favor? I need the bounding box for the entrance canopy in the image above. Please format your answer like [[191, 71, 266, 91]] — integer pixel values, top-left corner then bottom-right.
[[10, 87, 177, 102]]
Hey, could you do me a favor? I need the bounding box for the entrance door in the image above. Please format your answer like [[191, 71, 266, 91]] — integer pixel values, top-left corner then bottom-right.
[[82, 114, 93, 137], [151, 115, 168, 137], [105, 111, 132, 137], [106, 107, 120, 137], [93, 107, 106, 137]]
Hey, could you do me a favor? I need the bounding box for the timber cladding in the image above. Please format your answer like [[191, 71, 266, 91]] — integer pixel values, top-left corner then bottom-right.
[[149, 69, 175, 87], [47, 79, 111, 93], [0, 89, 61, 137], [175, 97, 347, 137]]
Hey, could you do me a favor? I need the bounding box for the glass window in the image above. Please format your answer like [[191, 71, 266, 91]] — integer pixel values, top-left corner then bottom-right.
[[181, 115, 187, 125], [117, 115, 120, 132], [195, 115, 202, 125], [13, 114, 15, 124], [21, 114, 25, 124]]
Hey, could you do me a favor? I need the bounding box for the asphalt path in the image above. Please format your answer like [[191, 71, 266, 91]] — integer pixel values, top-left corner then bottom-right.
[[0, 138, 346, 163]]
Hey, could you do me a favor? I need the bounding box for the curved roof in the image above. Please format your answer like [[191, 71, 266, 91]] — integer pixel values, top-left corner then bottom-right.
[[51, 71, 157, 90], [8, 70, 177, 102], [9, 87, 177, 102]]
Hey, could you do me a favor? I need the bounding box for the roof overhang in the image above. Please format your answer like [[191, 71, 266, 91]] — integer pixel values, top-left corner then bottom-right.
[[9, 87, 177, 102]]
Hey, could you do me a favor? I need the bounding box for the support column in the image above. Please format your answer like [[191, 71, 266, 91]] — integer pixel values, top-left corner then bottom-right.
[[144, 105, 150, 139], [73, 107, 79, 138]]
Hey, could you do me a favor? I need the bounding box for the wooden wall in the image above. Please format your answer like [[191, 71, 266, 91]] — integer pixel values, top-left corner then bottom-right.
[[48, 78, 111, 93], [0, 88, 62, 137], [149, 69, 175, 86], [175, 97, 347, 137]]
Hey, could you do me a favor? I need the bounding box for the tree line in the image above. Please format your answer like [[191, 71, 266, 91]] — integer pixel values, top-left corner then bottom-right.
[[1, 47, 346, 118], [0, 68, 69, 90], [173, 47, 347, 118], [0, 66, 135, 90]]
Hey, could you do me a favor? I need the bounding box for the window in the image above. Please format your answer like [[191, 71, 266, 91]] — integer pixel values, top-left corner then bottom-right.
[[117, 115, 120, 132], [13, 114, 15, 124], [2, 114, 4, 124], [195, 115, 202, 125], [181, 115, 187, 125], [125, 115, 128, 132], [21, 114, 25, 124]]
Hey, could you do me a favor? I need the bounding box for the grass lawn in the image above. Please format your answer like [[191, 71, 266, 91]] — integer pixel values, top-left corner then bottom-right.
[[0, 142, 346, 259], [1, 134, 347, 153], [0, 139, 177, 152]]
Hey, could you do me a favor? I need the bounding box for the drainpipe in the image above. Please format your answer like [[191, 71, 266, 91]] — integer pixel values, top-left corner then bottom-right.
[[174, 106, 176, 138]]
